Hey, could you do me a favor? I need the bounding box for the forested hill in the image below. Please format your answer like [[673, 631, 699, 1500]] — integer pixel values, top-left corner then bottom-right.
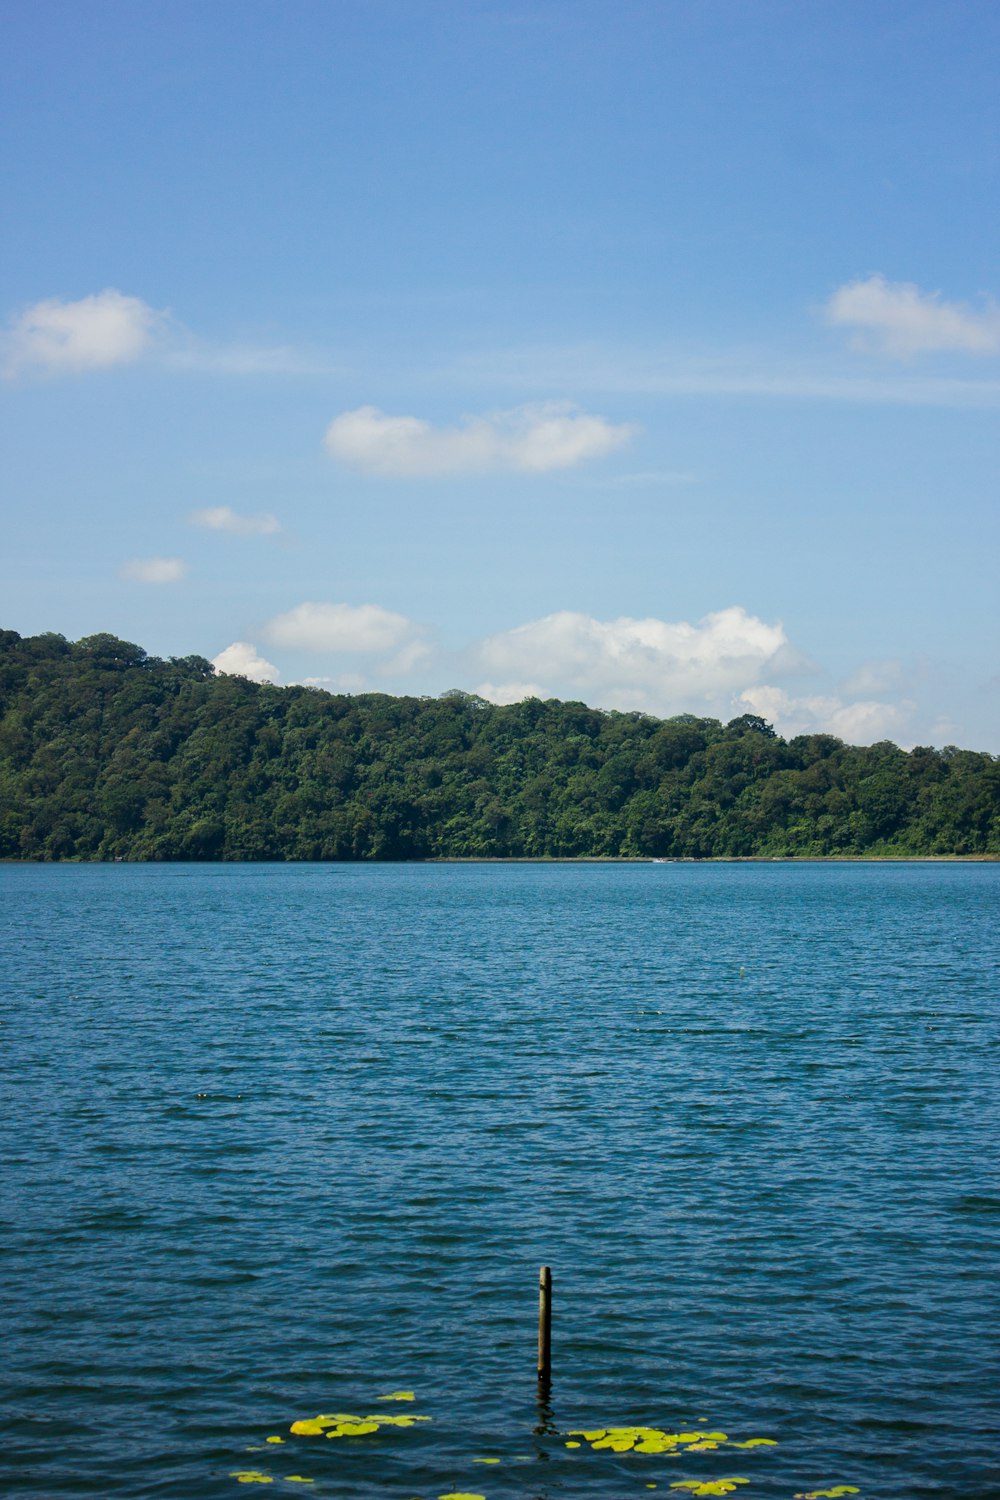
[[1, 628, 997, 861]]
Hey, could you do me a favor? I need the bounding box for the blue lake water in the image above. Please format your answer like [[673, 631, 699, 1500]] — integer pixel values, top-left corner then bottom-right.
[[2, 861, 999, 1500]]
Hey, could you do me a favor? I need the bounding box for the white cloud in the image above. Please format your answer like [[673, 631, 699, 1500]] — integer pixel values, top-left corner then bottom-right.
[[120, 557, 187, 584], [4, 289, 163, 376], [826, 275, 1000, 358], [475, 606, 790, 717], [475, 680, 545, 705], [264, 601, 416, 653], [212, 641, 280, 684], [189, 505, 282, 537], [324, 401, 636, 476], [379, 640, 432, 676], [738, 684, 911, 744], [300, 672, 366, 692]]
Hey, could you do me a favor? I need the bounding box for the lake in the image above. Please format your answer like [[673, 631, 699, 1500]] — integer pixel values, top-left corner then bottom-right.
[[2, 861, 998, 1499]]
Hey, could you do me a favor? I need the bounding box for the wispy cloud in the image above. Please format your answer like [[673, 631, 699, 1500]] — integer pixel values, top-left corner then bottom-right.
[[826, 275, 1000, 359], [299, 671, 366, 692], [120, 557, 187, 584], [325, 401, 637, 476], [839, 658, 906, 697], [212, 641, 279, 683], [449, 343, 1000, 409], [189, 506, 282, 537], [3, 290, 164, 377], [163, 341, 337, 376]]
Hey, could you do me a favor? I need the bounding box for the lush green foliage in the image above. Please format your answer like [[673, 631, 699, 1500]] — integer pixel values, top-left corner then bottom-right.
[[1, 629, 997, 860]]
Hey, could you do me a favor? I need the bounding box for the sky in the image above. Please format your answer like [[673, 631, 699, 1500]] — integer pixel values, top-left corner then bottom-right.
[[1, 0, 998, 749]]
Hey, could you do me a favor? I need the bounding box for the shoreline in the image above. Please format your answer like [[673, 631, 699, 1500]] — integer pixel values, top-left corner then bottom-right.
[[429, 853, 1000, 863], [2, 854, 998, 866]]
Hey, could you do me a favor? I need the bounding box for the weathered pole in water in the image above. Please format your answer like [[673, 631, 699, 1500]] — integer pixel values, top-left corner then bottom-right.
[[537, 1265, 552, 1381]]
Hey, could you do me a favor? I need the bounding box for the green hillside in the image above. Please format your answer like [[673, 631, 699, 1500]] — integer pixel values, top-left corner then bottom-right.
[[1, 628, 997, 861]]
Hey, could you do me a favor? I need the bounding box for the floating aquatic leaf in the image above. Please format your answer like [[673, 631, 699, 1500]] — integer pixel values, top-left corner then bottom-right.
[[727, 1438, 776, 1449], [315, 1414, 362, 1425], [325, 1421, 380, 1438], [437, 1493, 486, 1500], [230, 1473, 273, 1485], [565, 1441, 581, 1449], [265, 1437, 284, 1444], [669, 1482, 749, 1497], [378, 1391, 415, 1401], [794, 1489, 860, 1499], [289, 1420, 326, 1437], [367, 1414, 416, 1427], [472, 1457, 500, 1464]]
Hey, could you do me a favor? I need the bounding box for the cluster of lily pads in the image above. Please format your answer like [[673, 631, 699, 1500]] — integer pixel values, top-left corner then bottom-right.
[[565, 1426, 776, 1455], [231, 1392, 429, 1486], [289, 1410, 432, 1439], [229, 1393, 863, 1497]]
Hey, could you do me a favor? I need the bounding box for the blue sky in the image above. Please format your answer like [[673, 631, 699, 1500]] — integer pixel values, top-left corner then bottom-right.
[[2, 0, 998, 747]]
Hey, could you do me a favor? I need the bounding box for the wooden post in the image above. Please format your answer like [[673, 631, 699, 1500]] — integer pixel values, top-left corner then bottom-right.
[[537, 1265, 552, 1381]]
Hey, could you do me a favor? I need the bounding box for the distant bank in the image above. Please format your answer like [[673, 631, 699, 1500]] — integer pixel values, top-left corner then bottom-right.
[[2, 627, 997, 862]]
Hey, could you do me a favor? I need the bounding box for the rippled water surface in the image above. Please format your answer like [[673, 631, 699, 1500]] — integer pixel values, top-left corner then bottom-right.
[[2, 862, 999, 1500]]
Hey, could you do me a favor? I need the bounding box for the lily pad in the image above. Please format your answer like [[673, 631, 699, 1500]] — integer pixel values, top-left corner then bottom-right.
[[670, 1481, 749, 1497], [794, 1490, 860, 1499]]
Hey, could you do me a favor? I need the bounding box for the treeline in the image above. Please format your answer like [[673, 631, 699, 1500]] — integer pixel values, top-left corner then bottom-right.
[[0, 628, 997, 861]]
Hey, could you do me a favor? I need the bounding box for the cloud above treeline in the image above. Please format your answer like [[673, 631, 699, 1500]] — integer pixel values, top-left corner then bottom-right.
[[324, 401, 636, 475], [827, 275, 1000, 358], [209, 599, 906, 744], [474, 606, 792, 714], [211, 641, 279, 683], [738, 684, 910, 745], [263, 601, 417, 653]]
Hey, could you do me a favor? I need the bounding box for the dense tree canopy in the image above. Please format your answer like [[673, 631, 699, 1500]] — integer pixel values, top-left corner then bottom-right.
[[0, 629, 997, 860]]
